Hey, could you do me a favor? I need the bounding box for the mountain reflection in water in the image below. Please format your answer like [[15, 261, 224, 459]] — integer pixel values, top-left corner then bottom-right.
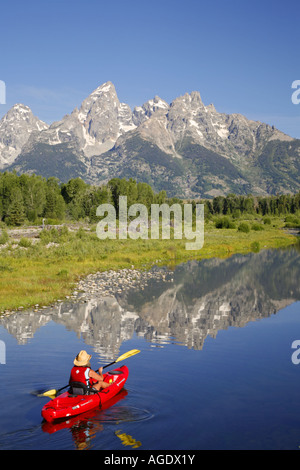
[[1, 247, 300, 358]]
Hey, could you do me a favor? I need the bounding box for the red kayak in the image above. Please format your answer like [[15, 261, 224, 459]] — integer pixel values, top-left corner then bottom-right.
[[42, 389, 128, 434], [41, 365, 128, 423]]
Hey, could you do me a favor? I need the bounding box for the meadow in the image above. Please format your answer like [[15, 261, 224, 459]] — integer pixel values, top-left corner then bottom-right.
[[0, 213, 297, 312]]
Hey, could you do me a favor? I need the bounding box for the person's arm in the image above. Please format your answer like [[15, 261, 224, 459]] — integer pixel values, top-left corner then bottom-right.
[[89, 368, 103, 382], [89, 367, 110, 389]]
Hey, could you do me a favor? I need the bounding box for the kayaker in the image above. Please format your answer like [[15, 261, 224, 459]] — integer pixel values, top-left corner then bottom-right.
[[69, 350, 110, 392]]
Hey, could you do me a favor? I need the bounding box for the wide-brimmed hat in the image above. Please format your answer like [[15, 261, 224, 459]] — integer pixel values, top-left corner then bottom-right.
[[74, 350, 92, 366]]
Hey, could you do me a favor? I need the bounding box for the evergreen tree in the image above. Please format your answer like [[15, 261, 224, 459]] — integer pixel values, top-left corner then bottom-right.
[[44, 177, 65, 219], [61, 177, 87, 204], [19, 173, 46, 221], [5, 188, 25, 226]]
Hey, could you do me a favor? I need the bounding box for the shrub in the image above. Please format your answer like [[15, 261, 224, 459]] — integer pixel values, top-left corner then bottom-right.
[[285, 222, 300, 228], [284, 215, 300, 228], [215, 216, 236, 229], [0, 230, 9, 245], [232, 209, 241, 219], [251, 223, 264, 231], [19, 237, 32, 248], [251, 241, 260, 253], [238, 222, 250, 233], [263, 217, 271, 225], [39, 227, 69, 244], [76, 227, 88, 239]]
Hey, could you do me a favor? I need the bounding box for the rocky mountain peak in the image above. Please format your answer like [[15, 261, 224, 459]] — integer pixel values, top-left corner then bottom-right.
[[1, 103, 48, 128], [0, 104, 48, 168], [76, 80, 136, 156], [78, 81, 118, 123], [20, 81, 137, 158], [170, 90, 204, 112], [133, 95, 169, 126]]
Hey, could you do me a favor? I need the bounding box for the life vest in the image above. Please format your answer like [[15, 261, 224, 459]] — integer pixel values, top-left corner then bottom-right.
[[69, 366, 93, 388]]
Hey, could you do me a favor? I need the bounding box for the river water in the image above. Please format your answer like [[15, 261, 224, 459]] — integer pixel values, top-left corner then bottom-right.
[[0, 246, 300, 450]]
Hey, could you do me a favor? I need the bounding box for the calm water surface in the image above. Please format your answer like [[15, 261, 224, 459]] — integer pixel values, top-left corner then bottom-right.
[[0, 247, 300, 450]]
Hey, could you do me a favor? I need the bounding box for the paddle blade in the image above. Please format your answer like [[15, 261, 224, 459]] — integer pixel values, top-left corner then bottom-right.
[[38, 389, 57, 398], [115, 349, 140, 363]]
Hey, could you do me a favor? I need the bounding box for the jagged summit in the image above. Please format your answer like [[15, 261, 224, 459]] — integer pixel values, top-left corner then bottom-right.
[[0, 104, 48, 167], [18, 81, 136, 158]]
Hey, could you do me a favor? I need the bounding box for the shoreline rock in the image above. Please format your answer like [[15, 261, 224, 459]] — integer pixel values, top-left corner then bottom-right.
[[71, 267, 174, 302]]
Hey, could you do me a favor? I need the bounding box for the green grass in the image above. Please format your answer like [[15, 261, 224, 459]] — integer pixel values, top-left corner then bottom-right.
[[0, 216, 297, 312]]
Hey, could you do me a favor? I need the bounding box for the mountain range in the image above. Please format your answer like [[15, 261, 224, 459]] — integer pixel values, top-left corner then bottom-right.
[[0, 81, 299, 198]]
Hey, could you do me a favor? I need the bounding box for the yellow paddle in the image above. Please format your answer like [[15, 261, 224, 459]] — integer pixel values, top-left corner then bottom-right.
[[39, 349, 140, 398]]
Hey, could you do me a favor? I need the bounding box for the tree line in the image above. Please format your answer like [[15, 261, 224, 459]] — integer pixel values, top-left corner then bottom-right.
[[202, 192, 300, 218], [0, 172, 299, 226], [0, 173, 168, 226]]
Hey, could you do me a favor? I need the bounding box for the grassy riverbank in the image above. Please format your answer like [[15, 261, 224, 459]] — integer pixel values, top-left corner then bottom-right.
[[0, 217, 298, 312]]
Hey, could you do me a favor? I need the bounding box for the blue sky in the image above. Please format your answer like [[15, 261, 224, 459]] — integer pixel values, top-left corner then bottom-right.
[[1, 0, 300, 137]]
